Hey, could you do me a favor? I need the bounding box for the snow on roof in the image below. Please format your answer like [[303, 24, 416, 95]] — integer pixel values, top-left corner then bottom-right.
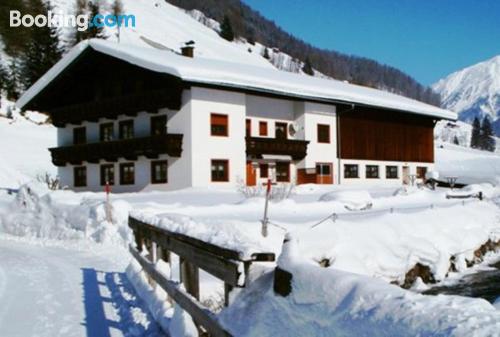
[[17, 39, 456, 120]]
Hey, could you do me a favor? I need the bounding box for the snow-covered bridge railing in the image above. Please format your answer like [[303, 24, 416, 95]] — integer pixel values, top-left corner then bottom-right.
[[128, 216, 275, 337]]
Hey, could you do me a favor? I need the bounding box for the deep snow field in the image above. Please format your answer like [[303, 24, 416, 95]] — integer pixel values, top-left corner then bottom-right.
[[1, 180, 500, 336]]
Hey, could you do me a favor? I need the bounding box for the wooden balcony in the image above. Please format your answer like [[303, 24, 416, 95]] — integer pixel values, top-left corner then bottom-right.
[[49, 89, 182, 127], [50, 134, 183, 166], [245, 137, 309, 160]]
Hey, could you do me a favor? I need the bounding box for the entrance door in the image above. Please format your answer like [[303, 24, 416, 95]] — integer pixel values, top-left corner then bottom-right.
[[246, 161, 256, 186], [402, 166, 410, 185], [316, 163, 333, 184]]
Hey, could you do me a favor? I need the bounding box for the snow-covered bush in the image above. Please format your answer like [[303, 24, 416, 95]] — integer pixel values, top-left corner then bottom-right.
[[270, 183, 295, 201], [236, 178, 263, 198], [319, 190, 372, 210], [0, 183, 132, 245]]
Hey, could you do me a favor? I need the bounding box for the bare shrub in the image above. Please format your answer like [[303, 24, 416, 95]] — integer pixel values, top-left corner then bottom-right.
[[36, 172, 60, 190]]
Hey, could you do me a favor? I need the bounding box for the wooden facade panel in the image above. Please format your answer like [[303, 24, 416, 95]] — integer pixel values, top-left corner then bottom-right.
[[339, 107, 435, 163]]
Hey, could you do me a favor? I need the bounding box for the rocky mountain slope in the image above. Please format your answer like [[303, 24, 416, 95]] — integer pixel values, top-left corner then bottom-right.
[[433, 55, 500, 134]]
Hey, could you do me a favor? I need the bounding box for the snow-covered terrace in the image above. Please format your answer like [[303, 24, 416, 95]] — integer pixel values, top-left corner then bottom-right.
[[17, 39, 456, 121]]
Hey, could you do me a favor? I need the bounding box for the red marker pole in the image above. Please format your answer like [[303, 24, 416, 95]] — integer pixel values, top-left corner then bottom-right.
[[261, 179, 271, 237], [105, 181, 112, 223]]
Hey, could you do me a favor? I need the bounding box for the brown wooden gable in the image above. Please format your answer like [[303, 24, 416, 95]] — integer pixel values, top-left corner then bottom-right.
[[25, 49, 184, 126], [338, 106, 436, 163]]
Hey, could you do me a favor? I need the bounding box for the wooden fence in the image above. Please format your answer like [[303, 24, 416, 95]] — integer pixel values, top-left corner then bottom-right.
[[128, 216, 275, 337]]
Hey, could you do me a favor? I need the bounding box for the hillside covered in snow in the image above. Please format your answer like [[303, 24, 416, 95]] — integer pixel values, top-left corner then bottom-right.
[[433, 55, 500, 134]]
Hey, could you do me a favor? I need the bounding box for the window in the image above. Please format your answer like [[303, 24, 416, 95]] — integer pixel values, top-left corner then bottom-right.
[[151, 115, 167, 136], [74, 166, 87, 187], [417, 166, 428, 179], [366, 165, 379, 179], [100, 123, 114, 142], [246, 119, 251, 137], [259, 121, 268, 136], [316, 163, 332, 176], [211, 160, 229, 182], [100, 164, 115, 185], [73, 127, 86, 145], [210, 113, 228, 136], [317, 124, 331, 143], [386, 166, 398, 179], [119, 120, 134, 139], [120, 163, 135, 185], [276, 162, 290, 182], [344, 164, 359, 178], [260, 164, 269, 178], [275, 122, 288, 139], [151, 161, 168, 184]]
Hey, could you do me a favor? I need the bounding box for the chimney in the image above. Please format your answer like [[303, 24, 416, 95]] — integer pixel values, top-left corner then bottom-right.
[[181, 40, 195, 58]]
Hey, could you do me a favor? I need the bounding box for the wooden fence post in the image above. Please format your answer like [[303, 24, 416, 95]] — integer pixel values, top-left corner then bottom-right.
[[180, 257, 200, 300], [224, 283, 233, 307]]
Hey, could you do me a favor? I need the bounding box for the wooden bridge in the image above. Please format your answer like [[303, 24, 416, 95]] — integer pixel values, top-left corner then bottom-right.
[[128, 216, 275, 337]]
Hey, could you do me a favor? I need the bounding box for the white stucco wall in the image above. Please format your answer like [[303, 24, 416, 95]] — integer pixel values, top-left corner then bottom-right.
[[189, 87, 246, 187], [299, 102, 338, 182]]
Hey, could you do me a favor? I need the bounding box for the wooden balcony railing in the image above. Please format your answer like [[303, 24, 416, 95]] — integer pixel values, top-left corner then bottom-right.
[[246, 136, 309, 160], [49, 89, 182, 127], [50, 134, 183, 166]]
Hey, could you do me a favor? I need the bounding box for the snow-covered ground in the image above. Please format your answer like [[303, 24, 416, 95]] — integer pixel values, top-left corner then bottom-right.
[[0, 98, 56, 189], [0, 235, 165, 337], [1, 179, 499, 336]]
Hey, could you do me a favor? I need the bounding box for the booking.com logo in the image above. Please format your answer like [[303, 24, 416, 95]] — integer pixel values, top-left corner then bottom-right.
[[10, 10, 136, 31]]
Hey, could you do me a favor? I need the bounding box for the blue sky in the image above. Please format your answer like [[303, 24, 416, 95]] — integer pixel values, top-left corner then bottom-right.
[[243, 0, 500, 86]]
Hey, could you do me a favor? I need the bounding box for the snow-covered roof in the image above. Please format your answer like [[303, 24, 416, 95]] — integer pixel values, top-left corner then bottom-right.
[[17, 39, 456, 120]]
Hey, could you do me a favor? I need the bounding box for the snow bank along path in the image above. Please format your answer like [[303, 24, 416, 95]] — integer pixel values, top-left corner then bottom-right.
[[219, 236, 500, 337]]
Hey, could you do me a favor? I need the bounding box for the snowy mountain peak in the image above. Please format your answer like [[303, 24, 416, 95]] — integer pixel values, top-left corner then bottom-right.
[[432, 55, 500, 134]]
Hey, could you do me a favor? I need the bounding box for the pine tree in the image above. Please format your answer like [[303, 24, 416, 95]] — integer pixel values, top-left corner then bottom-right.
[[0, 58, 7, 93], [302, 57, 314, 76], [480, 116, 495, 152], [20, 0, 62, 90], [470, 117, 481, 149], [5, 59, 22, 100], [453, 135, 459, 145], [112, 0, 124, 43], [70, 0, 88, 46], [220, 15, 234, 41], [85, 1, 106, 40], [263, 47, 270, 60]]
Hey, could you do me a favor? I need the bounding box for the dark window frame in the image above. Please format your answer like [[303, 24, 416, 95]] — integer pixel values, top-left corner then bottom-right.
[[151, 160, 168, 184], [74, 166, 87, 187], [246, 119, 251, 137], [100, 123, 114, 142], [344, 164, 359, 178], [210, 113, 229, 137], [73, 127, 86, 145], [417, 166, 428, 179], [120, 162, 135, 185], [275, 122, 288, 140], [386, 166, 398, 179], [259, 163, 269, 178], [211, 159, 229, 182], [100, 164, 115, 186], [276, 162, 290, 182], [316, 162, 332, 176], [317, 124, 331, 143], [366, 165, 380, 179], [150, 115, 167, 136], [259, 121, 268, 136], [119, 120, 134, 140]]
